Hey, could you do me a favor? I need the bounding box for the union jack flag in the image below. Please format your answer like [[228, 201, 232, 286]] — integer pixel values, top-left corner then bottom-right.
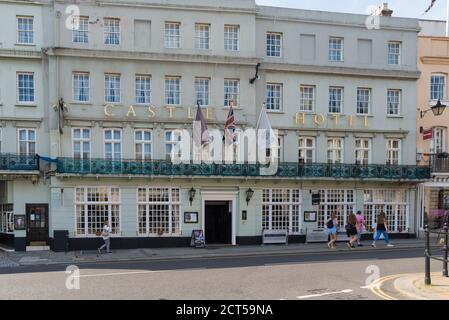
[[425, 0, 437, 13], [224, 103, 236, 145]]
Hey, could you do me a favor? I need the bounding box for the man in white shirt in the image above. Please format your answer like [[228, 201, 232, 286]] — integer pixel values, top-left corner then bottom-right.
[[98, 220, 111, 254]]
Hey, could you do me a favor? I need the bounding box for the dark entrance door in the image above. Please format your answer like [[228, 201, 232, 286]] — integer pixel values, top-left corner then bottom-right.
[[26, 204, 49, 245], [205, 201, 231, 244]]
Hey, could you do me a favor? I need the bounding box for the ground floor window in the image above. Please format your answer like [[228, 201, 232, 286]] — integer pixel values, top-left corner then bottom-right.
[[262, 189, 302, 234], [318, 190, 355, 229], [363, 190, 408, 232], [75, 187, 120, 236], [137, 187, 181, 236], [0, 204, 13, 233]]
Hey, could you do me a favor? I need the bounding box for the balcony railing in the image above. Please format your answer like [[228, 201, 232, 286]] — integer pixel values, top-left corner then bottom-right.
[[0, 153, 39, 171], [430, 154, 449, 173], [56, 158, 431, 180]]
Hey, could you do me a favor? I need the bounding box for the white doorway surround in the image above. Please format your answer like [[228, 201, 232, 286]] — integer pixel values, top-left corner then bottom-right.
[[201, 190, 238, 245]]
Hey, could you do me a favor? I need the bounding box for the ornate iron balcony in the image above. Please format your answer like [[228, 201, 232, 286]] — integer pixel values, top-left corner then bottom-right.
[[56, 158, 431, 181], [0, 153, 39, 171], [429, 153, 449, 173]]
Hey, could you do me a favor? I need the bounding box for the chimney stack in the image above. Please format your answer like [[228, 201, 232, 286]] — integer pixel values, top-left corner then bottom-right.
[[373, 3, 393, 17]]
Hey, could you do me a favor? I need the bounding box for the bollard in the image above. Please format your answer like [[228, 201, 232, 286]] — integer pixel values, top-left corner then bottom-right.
[[425, 225, 431, 285], [443, 223, 448, 277]]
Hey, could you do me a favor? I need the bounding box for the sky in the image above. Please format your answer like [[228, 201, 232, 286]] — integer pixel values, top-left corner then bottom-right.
[[255, 0, 447, 20]]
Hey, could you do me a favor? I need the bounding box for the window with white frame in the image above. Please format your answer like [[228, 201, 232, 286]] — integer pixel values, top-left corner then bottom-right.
[[17, 72, 35, 103], [104, 74, 121, 103], [266, 32, 282, 57], [224, 25, 239, 51], [165, 22, 180, 48], [18, 129, 36, 155], [0, 204, 14, 234], [73, 72, 90, 102], [137, 187, 181, 236], [17, 16, 33, 44], [388, 42, 401, 65], [327, 138, 343, 164], [135, 75, 151, 104], [355, 138, 371, 165], [195, 23, 210, 50], [329, 87, 343, 113], [135, 130, 152, 160], [104, 129, 121, 160], [224, 79, 240, 107], [364, 190, 408, 233], [329, 37, 344, 62], [431, 74, 446, 101], [431, 127, 446, 154], [387, 89, 401, 116], [299, 85, 315, 112], [75, 187, 120, 236], [104, 18, 120, 45], [318, 190, 355, 229], [357, 88, 371, 115], [165, 130, 182, 161], [262, 189, 302, 234], [386, 139, 401, 165], [195, 78, 210, 106], [298, 137, 315, 163], [73, 128, 91, 159], [0, 128, 2, 153], [72, 16, 89, 43], [165, 76, 181, 105], [266, 83, 282, 111], [266, 136, 283, 162]]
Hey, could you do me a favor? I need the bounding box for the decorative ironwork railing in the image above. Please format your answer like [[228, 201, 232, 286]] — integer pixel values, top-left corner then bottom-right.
[[429, 154, 449, 173], [56, 158, 431, 180], [0, 153, 39, 171]]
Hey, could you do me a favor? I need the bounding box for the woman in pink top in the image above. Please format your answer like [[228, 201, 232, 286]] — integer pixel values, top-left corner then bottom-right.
[[355, 211, 366, 247]]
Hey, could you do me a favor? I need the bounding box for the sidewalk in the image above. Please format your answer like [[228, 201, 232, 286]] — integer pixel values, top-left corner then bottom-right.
[[393, 273, 449, 300], [0, 238, 429, 267]]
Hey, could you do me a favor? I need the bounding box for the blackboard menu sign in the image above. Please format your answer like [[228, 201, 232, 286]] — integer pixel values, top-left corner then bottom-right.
[[190, 229, 205, 248], [312, 193, 321, 205]]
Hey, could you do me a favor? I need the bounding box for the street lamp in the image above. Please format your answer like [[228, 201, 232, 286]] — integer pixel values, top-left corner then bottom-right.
[[189, 188, 196, 206], [420, 100, 447, 118], [246, 188, 254, 205]]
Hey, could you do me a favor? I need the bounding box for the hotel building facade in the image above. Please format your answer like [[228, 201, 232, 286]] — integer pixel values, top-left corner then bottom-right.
[[0, 0, 429, 251]]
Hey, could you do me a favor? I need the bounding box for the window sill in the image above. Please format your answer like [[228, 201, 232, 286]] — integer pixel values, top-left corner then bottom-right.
[[71, 101, 92, 105], [103, 102, 122, 106], [222, 106, 243, 110], [386, 115, 403, 119], [267, 110, 285, 114], [15, 43, 36, 47], [356, 114, 374, 117], [15, 103, 36, 107]]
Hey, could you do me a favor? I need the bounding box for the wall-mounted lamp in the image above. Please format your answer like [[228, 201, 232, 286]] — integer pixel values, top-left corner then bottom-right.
[[30, 175, 39, 185], [420, 100, 447, 118], [246, 188, 254, 205], [249, 63, 261, 84], [189, 188, 196, 206]]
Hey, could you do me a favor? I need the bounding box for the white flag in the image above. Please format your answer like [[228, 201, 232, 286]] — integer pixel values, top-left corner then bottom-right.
[[256, 103, 277, 148]]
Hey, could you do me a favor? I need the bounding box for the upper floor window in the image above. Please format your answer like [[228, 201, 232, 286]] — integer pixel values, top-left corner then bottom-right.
[[72, 16, 89, 43], [266, 32, 282, 57], [299, 85, 315, 112], [357, 88, 371, 115], [266, 83, 282, 111], [224, 79, 240, 107], [355, 138, 371, 165], [224, 25, 239, 51], [17, 16, 34, 44], [329, 87, 343, 113], [388, 41, 401, 65], [104, 129, 122, 160], [72, 128, 91, 159], [329, 37, 344, 62], [298, 137, 315, 163], [104, 74, 121, 103], [165, 130, 182, 161], [195, 23, 210, 50], [431, 127, 446, 154], [17, 72, 35, 104], [387, 89, 401, 116], [327, 138, 343, 164], [165, 76, 181, 105], [135, 75, 151, 104], [195, 78, 210, 106], [18, 129, 36, 155], [165, 22, 180, 49], [135, 129, 152, 160], [73, 72, 90, 102], [0, 128, 2, 153], [431, 74, 446, 101], [265, 137, 283, 162], [386, 139, 401, 165], [104, 18, 120, 45]]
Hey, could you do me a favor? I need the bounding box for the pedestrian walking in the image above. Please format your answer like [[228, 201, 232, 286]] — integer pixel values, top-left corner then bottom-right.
[[355, 210, 366, 247], [346, 213, 358, 249], [98, 220, 112, 254], [326, 212, 339, 249], [371, 211, 394, 248]]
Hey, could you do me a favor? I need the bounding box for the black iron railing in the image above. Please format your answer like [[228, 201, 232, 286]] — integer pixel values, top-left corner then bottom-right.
[[424, 223, 449, 285], [0, 153, 39, 171], [429, 153, 449, 173]]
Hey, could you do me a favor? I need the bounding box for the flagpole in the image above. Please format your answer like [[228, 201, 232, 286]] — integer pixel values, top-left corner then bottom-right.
[[446, 0, 449, 37], [256, 102, 265, 129]]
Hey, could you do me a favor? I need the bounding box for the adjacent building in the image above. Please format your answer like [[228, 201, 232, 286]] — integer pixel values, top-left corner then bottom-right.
[[0, 0, 429, 251]]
